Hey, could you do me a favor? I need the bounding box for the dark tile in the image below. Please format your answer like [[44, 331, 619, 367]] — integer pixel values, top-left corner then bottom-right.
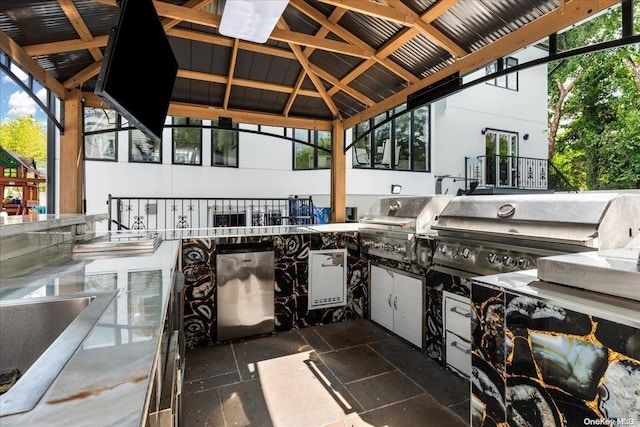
[[450, 398, 471, 425], [344, 370, 424, 411], [184, 342, 237, 381], [318, 344, 395, 384], [312, 319, 393, 350], [219, 378, 273, 427], [297, 325, 333, 353], [233, 329, 312, 381], [358, 394, 467, 427], [369, 336, 470, 407], [183, 371, 241, 395], [182, 387, 224, 426]]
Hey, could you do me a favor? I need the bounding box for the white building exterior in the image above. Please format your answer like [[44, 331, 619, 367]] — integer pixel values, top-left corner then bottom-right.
[[83, 45, 548, 220]]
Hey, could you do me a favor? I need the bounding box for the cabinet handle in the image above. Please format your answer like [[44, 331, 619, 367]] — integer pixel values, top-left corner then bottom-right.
[[451, 341, 471, 354], [450, 306, 470, 318], [388, 294, 392, 307], [393, 296, 397, 310]]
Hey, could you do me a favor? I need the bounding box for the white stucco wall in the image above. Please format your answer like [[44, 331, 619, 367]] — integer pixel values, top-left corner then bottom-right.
[[82, 46, 549, 219]]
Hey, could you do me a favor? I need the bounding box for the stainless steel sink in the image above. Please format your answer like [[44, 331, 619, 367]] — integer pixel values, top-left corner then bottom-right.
[[0, 291, 118, 416]]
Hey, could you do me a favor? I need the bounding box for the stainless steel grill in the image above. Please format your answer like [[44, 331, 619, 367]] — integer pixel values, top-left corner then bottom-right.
[[429, 192, 640, 277], [358, 195, 452, 263]]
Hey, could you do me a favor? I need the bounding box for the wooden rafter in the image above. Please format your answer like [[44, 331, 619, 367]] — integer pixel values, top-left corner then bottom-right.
[[57, 0, 103, 61], [276, 17, 340, 118], [223, 38, 239, 110]]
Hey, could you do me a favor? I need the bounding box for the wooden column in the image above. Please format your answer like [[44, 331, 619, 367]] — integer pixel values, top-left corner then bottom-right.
[[60, 88, 83, 214], [330, 119, 346, 223]]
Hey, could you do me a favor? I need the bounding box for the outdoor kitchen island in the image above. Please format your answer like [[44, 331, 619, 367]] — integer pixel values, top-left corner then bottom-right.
[[0, 216, 182, 427], [471, 256, 640, 427]]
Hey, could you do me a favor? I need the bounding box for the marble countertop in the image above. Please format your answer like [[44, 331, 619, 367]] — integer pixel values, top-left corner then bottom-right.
[[0, 240, 181, 426], [0, 214, 108, 238], [472, 268, 640, 329]]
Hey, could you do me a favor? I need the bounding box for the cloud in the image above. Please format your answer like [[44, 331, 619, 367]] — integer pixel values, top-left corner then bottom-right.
[[5, 88, 47, 119], [1, 65, 28, 84], [6, 90, 37, 118]]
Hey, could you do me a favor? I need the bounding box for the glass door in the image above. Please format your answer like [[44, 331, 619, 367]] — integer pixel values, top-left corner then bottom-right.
[[485, 130, 517, 187]]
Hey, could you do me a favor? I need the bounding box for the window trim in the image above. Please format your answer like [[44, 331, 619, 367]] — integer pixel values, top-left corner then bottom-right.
[[129, 128, 162, 163], [171, 117, 203, 166], [211, 124, 239, 168], [351, 106, 430, 172]]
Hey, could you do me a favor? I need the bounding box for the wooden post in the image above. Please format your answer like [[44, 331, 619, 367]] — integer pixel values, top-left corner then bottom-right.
[[330, 119, 346, 223], [60, 88, 83, 214]]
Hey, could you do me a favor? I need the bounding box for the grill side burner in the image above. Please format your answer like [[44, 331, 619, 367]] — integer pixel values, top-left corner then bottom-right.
[[358, 195, 452, 263], [429, 192, 640, 278]]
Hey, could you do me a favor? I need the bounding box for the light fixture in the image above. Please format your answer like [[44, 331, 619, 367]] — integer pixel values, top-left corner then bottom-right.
[[481, 128, 486, 135], [523, 133, 530, 140], [219, 0, 289, 43], [391, 184, 402, 194]]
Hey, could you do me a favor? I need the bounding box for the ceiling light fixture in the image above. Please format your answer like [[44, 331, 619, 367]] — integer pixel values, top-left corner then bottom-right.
[[219, 0, 289, 44]]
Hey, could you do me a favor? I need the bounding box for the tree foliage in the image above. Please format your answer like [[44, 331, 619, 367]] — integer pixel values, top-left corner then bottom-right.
[[0, 115, 47, 162], [548, 3, 640, 189]]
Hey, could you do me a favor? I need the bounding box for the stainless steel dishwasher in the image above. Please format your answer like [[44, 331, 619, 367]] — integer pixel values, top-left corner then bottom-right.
[[216, 242, 275, 341]]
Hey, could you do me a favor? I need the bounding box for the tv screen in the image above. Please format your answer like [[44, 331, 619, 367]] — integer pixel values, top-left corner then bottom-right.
[[95, 0, 178, 142]]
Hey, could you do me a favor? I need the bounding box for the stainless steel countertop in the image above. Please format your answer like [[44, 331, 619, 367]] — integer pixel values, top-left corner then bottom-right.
[[0, 241, 181, 426]]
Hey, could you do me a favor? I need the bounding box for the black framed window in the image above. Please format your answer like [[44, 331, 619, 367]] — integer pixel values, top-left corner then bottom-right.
[[212, 122, 238, 167], [292, 129, 331, 170], [84, 107, 117, 161], [485, 56, 519, 90], [129, 129, 161, 163], [172, 117, 202, 165], [352, 105, 430, 172]]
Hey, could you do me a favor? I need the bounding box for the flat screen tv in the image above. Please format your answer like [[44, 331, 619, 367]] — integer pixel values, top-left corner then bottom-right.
[[95, 0, 178, 142]]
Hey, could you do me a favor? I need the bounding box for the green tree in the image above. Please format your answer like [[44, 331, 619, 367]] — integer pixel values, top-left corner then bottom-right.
[[548, 3, 640, 189], [0, 115, 47, 162]]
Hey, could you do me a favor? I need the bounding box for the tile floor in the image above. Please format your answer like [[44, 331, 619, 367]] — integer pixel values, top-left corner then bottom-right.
[[182, 319, 470, 427]]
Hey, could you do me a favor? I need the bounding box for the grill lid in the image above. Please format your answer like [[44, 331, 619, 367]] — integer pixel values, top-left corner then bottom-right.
[[359, 195, 452, 234], [433, 193, 640, 250]]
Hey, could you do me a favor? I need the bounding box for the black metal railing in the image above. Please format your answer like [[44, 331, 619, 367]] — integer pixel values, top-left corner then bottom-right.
[[107, 195, 317, 231], [464, 155, 550, 191], [464, 155, 578, 193]]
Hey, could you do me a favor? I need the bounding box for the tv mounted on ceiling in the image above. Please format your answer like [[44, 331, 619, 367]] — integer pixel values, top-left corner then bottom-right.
[[95, 0, 178, 142]]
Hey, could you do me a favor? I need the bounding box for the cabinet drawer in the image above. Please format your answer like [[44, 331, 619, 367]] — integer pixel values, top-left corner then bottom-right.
[[445, 332, 471, 378], [444, 293, 471, 341]]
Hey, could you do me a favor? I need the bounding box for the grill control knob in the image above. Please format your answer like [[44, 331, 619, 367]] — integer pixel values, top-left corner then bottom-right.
[[452, 248, 460, 258], [518, 257, 533, 270], [502, 255, 516, 268], [439, 244, 449, 255], [486, 252, 498, 264], [394, 246, 407, 254], [373, 242, 384, 249], [461, 248, 471, 258]]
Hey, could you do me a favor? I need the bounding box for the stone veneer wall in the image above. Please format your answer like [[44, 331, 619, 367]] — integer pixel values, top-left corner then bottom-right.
[[181, 231, 367, 348]]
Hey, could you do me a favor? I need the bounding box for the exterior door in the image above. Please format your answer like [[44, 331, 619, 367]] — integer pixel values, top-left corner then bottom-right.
[[485, 130, 517, 186]]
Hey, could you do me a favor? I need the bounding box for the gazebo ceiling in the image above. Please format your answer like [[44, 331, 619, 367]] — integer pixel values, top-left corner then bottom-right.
[[0, 0, 623, 130]]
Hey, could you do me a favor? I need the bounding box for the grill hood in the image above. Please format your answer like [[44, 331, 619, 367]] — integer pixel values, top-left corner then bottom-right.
[[432, 193, 640, 250], [359, 195, 452, 234]]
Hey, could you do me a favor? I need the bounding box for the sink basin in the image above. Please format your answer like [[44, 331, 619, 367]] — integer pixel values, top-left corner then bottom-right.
[[0, 291, 118, 416]]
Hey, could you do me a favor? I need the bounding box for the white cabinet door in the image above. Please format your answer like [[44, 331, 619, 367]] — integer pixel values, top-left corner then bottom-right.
[[370, 265, 394, 332], [393, 273, 423, 348]]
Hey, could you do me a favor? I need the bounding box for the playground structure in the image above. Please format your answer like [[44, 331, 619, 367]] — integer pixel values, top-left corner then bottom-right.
[[0, 146, 46, 216]]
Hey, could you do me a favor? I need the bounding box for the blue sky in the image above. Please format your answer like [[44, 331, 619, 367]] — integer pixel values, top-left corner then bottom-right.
[[0, 64, 47, 124]]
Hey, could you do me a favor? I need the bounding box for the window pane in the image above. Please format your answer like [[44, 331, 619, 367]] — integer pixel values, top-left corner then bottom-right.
[[84, 108, 116, 160], [212, 128, 238, 167], [395, 112, 411, 170], [130, 129, 160, 163], [293, 129, 312, 170], [374, 122, 392, 168], [317, 130, 331, 169], [352, 134, 370, 168], [172, 117, 202, 165], [412, 107, 429, 171]]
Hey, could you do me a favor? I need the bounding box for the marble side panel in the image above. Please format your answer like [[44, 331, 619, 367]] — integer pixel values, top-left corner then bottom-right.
[[182, 232, 368, 348]]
